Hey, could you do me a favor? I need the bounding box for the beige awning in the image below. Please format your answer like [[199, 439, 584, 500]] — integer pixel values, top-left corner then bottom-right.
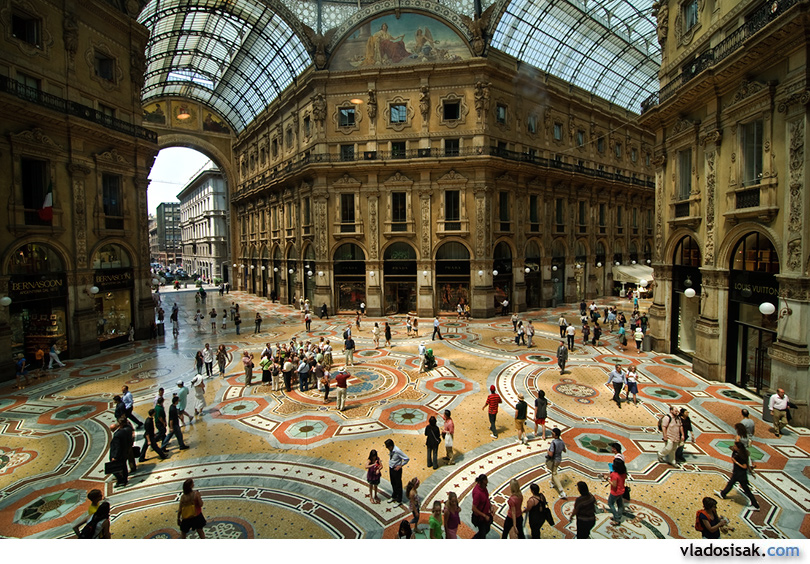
[[612, 264, 654, 284]]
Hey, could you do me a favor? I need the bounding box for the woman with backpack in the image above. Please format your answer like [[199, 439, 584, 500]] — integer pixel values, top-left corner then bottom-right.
[[591, 323, 602, 346], [696, 497, 728, 539]]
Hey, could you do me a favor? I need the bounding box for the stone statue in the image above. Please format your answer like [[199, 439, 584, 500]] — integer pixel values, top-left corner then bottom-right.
[[302, 25, 337, 70], [652, 1, 669, 47], [367, 90, 377, 121], [474, 81, 490, 118], [419, 86, 430, 121], [312, 93, 327, 124], [460, 5, 496, 57]]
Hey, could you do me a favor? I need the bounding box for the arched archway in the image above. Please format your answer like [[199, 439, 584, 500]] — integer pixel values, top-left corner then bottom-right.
[[551, 239, 566, 306], [726, 231, 780, 391], [334, 243, 366, 312], [383, 241, 417, 314], [671, 235, 702, 359], [435, 240, 471, 312], [525, 239, 542, 309], [493, 241, 513, 309]]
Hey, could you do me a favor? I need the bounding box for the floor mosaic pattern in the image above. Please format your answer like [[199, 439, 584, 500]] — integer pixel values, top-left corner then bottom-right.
[[0, 287, 808, 539]]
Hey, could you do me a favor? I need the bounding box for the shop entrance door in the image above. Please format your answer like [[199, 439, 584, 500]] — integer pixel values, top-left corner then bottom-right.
[[738, 324, 774, 393], [385, 282, 415, 315]]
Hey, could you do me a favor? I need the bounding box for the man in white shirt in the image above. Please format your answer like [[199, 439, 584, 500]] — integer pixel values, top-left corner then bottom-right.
[[768, 388, 789, 438], [501, 299, 509, 316]]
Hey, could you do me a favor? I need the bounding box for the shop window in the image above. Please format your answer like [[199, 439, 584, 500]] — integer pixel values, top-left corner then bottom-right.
[[553, 122, 563, 141], [390, 104, 407, 124], [93, 243, 131, 269], [731, 232, 779, 273], [445, 190, 460, 230], [102, 174, 123, 229], [741, 119, 763, 186], [443, 101, 460, 121], [339, 107, 355, 127], [94, 51, 115, 82], [678, 149, 692, 200], [496, 104, 507, 124], [444, 138, 460, 156], [391, 192, 407, 231], [12, 10, 40, 46], [340, 193, 355, 232], [391, 141, 406, 159], [21, 157, 50, 226]]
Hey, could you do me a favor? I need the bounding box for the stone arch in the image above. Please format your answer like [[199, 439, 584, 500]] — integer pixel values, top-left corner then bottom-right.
[[550, 238, 567, 258], [492, 238, 516, 259], [2, 237, 70, 275], [89, 240, 136, 269], [433, 239, 471, 261], [716, 223, 782, 272], [664, 228, 703, 266]]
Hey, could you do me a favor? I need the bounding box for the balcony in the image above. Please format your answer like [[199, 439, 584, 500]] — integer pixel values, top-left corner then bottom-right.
[[723, 180, 779, 223], [669, 199, 702, 229], [383, 219, 416, 238]]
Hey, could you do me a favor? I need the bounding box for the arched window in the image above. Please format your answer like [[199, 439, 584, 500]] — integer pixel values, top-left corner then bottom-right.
[[334, 243, 365, 261], [436, 241, 470, 260], [551, 239, 565, 259], [92, 243, 131, 269], [384, 242, 416, 260], [8, 243, 64, 274], [674, 236, 701, 267], [731, 233, 779, 273]]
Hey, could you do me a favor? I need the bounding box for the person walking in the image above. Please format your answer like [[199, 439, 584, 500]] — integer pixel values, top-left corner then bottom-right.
[[534, 390, 548, 440], [501, 298, 509, 316], [739, 409, 756, 443], [177, 479, 206, 539], [418, 342, 427, 373], [241, 350, 254, 386], [526, 321, 535, 348], [162, 395, 189, 450], [501, 478, 525, 538], [209, 307, 217, 333], [335, 367, 350, 411], [482, 385, 502, 438], [516, 321, 526, 346], [234, 312, 241, 335], [120, 385, 143, 428], [406, 315, 412, 337], [524, 484, 548, 539], [768, 388, 790, 438], [384, 438, 409, 505], [384, 322, 392, 347], [605, 458, 628, 525], [138, 409, 167, 462], [216, 345, 232, 377], [371, 322, 380, 349], [432, 316, 443, 340], [71, 489, 105, 537], [514, 393, 528, 445], [511, 312, 519, 332], [343, 334, 356, 366], [297, 357, 311, 392], [406, 478, 423, 534], [566, 323, 576, 351], [424, 415, 442, 470], [471, 474, 494, 538], [546, 427, 567, 499], [304, 311, 312, 332], [194, 350, 204, 375], [617, 324, 627, 351], [558, 315, 567, 338], [108, 423, 131, 487], [570, 481, 596, 538], [355, 310, 362, 331], [715, 442, 760, 510], [441, 409, 455, 465], [48, 343, 66, 369], [606, 364, 626, 408], [365, 449, 383, 504], [443, 491, 461, 539], [625, 365, 639, 404], [556, 340, 568, 374], [194, 309, 204, 333], [592, 322, 602, 346], [412, 317, 419, 337], [154, 396, 167, 445], [202, 344, 214, 378], [582, 321, 590, 346], [675, 408, 694, 463], [170, 307, 180, 338], [254, 312, 262, 333], [657, 405, 684, 466], [190, 374, 206, 417], [633, 326, 644, 353], [175, 380, 192, 425]]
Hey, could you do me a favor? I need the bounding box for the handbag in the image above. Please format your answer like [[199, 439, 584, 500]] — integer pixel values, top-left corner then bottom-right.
[[104, 460, 125, 474], [622, 486, 631, 501], [132, 446, 141, 457]]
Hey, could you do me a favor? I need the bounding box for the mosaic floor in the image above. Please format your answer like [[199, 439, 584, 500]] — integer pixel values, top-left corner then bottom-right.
[[1, 288, 809, 539]]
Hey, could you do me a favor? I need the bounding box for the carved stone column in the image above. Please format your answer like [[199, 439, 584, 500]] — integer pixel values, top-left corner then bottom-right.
[[471, 188, 493, 317], [417, 189, 434, 317], [647, 263, 672, 353]]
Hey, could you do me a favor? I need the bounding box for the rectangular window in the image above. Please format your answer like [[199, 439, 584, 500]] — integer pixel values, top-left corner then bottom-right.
[[615, 142, 623, 158], [632, 207, 639, 228], [99, 104, 115, 119], [443, 102, 460, 121], [445, 190, 460, 230], [340, 193, 355, 232], [21, 157, 49, 225], [444, 138, 460, 157], [340, 144, 354, 161], [617, 205, 624, 226], [391, 141, 406, 159], [525, 148, 537, 159], [16, 71, 40, 102], [599, 203, 606, 226], [94, 51, 115, 81], [12, 11, 40, 46], [303, 198, 311, 225], [631, 147, 638, 162], [678, 149, 692, 199], [576, 130, 585, 147], [392, 192, 407, 231], [527, 115, 537, 134], [597, 137, 605, 153], [499, 191, 510, 230], [529, 195, 539, 232], [578, 201, 586, 225], [684, 0, 699, 31], [555, 198, 564, 224], [286, 202, 293, 228], [390, 104, 407, 124], [741, 120, 763, 186], [553, 122, 563, 141], [496, 104, 507, 124], [645, 152, 651, 166], [103, 174, 123, 229], [339, 108, 356, 127], [304, 116, 311, 136]]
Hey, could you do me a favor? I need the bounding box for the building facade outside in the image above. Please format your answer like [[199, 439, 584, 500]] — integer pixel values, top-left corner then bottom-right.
[[0, 0, 157, 370], [178, 167, 229, 283], [155, 202, 181, 267], [148, 214, 158, 264], [639, 0, 809, 425], [230, 9, 655, 318]]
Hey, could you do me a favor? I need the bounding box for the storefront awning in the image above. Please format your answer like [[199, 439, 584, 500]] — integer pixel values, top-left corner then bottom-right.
[[612, 264, 654, 284]]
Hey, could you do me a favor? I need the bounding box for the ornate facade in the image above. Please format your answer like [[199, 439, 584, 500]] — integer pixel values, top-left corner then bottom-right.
[[640, 0, 810, 425], [0, 0, 156, 370], [231, 8, 655, 318]]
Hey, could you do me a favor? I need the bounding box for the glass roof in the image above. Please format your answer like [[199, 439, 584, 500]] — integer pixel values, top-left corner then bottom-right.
[[139, 0, 310, 132], [138, 0, 659, 132], [490, 0, 660, 113]]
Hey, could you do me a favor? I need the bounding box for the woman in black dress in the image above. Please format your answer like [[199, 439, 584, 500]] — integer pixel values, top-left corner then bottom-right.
[[524, 483, 548, 538], [384, 322, 392, 348]]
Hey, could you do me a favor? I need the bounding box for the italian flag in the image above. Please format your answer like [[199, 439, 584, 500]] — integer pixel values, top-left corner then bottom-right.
[[38, 180, 53, 221]]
